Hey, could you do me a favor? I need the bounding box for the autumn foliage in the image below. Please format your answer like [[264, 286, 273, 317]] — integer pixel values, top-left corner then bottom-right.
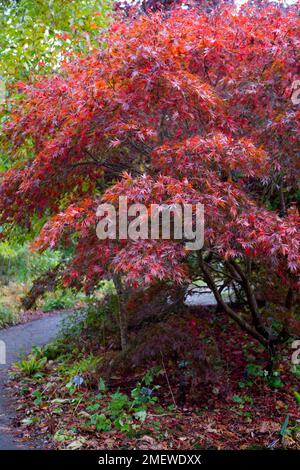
[[0, 4, 299, 351]]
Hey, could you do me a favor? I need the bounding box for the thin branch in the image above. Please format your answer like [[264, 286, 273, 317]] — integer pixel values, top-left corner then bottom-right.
[[160, 349, 177, 409], [198, 251, 267, 346]]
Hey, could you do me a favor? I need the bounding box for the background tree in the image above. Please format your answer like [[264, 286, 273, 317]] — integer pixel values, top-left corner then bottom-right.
[[0, 0, 112, 81]]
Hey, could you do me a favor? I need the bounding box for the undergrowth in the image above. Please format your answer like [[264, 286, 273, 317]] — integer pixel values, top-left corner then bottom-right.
[[9, 293, 300, 449]]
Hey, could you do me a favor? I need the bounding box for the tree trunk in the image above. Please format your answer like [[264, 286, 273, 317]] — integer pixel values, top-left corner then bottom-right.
[[285, 287, 294, 310], [279, 180, 286, 217], [113, 275, 128, 351]]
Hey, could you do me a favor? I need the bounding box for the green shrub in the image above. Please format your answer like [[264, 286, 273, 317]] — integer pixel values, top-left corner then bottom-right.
[[246, 363, 283, 389], [14, 355, 47, 376], [40, 289, 86, 312], [0, 305, 18, 327]]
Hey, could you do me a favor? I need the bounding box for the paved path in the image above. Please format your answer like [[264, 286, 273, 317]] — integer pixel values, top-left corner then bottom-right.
[[0, 314, 65, 449]]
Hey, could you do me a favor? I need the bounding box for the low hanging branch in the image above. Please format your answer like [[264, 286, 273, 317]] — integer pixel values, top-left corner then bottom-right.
[[21, 263, 63, 311]]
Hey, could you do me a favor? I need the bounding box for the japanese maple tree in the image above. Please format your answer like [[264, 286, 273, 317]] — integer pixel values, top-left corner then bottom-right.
[[114, 0, 232, 16], [0, 3, 299, 355]]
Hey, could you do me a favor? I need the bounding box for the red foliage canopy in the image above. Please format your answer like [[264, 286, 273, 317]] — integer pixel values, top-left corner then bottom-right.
[[0, 4, 299, 292]]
